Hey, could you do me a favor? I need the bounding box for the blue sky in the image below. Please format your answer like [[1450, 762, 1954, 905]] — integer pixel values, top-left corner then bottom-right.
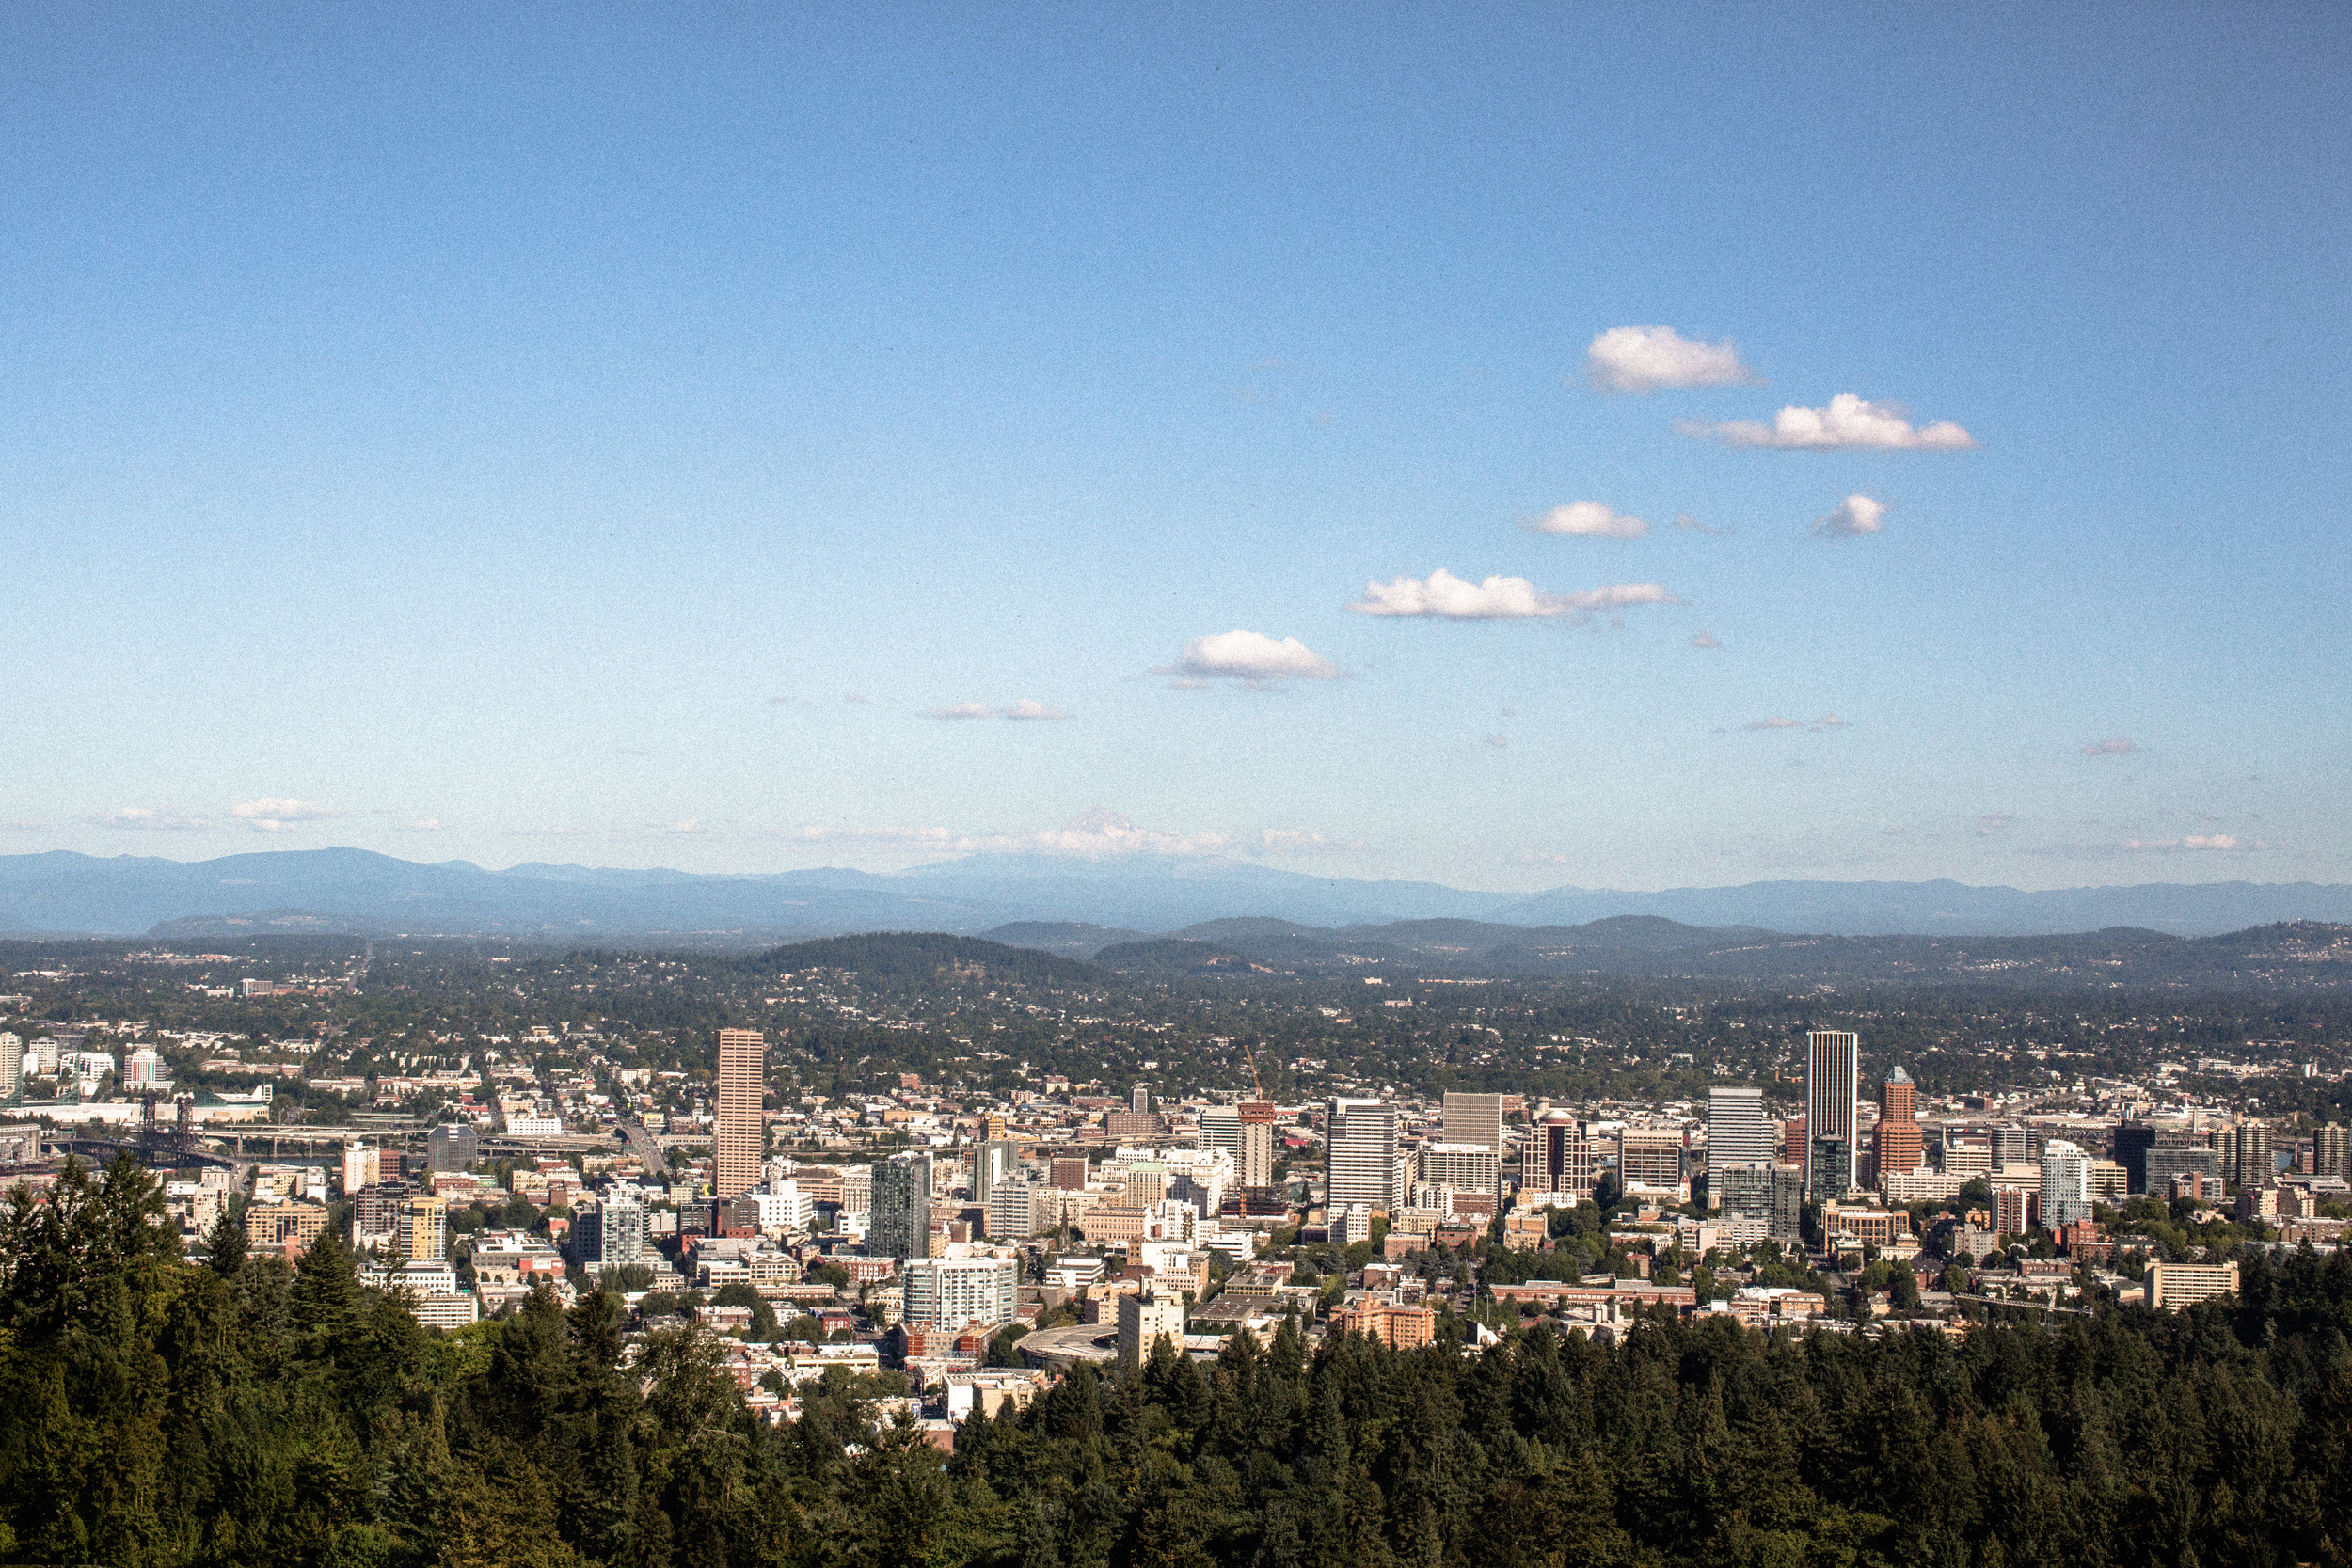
[[5, 6, 2347, 891]]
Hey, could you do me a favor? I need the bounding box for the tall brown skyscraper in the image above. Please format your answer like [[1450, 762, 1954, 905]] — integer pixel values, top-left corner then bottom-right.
[[1872, 1065, 1922, 1186], [714, 1028, 766, 1199]]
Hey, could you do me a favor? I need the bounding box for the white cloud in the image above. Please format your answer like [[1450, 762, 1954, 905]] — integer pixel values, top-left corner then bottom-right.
[[1526, 501, 1648, 539], [1484, 734, 1510, 749], [966, 813, 1364, 861], [398, 818, 445, 832], [926, 699, 1076, 721], [662, 818, 704, 835], [2124, 834, 2257, 852], [231, 798, 344, 833], [1255, 828, 1367, 856], [1814, 494, 1887, 538], [103, 806, 212, 832], [845, 692, 871, 705], [1691, 631, 1722, 650], [788, 811, 1360, 863], [1680, 392, 1976, 450], [1348, 568, 1681, 620], [1674, 513, 1728, 535], [1156, 629, 1342, 687], [1744, 715, 1847, 732], [967, 809, 1233, 860], [2082, 737, 2138, 756], [785, 825, 960, 845], [1585, 325, 1758, 393], [1975, 814, 2014, 836]]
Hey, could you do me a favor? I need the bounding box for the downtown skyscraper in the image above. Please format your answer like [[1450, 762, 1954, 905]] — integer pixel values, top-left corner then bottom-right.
[[714, 1028, 766, 1200], [1872, 1065, 1923, 1186], [1327, 1099, 1404, 1213], [1706, 1086, 1773, 1208], [1805, 1029, 1859, 1198]]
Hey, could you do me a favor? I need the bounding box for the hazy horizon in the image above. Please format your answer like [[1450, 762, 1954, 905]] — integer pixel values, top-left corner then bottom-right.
[[8, 840, 2351, 904]]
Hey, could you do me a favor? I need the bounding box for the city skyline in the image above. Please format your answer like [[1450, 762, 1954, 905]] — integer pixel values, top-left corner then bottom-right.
[[4, 9, 2348, 892]]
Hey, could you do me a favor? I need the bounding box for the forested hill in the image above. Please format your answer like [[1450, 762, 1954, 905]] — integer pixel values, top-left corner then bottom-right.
[[739, 931, 1109, 990], [989, 916, 2352, 991], [7, 1156, 2352, 1566]]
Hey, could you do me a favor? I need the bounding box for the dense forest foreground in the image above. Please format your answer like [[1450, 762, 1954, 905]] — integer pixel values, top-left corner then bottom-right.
[[5, 1158, 2352, 1568]]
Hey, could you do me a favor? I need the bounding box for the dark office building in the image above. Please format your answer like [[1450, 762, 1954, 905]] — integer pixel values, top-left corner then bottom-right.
[[426, 1122, 478, 1173]]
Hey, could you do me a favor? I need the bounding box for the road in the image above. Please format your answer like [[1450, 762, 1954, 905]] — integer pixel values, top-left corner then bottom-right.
[[1017, 1323, 1120, 1370], [619, 1118, 672, 1180]]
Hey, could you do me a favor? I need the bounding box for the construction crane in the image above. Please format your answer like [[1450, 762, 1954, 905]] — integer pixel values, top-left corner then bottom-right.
[[1242, 1037, 1268, 1100]]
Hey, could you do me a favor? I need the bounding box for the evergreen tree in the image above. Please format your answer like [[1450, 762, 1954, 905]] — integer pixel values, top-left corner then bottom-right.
[[202, 1200, 246, 1275]]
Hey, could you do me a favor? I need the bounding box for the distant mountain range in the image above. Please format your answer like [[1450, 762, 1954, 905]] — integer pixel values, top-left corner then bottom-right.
[[2, 845, 2350, 942]]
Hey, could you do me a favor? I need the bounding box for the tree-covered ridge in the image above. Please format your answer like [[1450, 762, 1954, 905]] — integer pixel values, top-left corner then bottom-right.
[[5, 1159, 2352, 1567], [738, 933, 1108, 990]]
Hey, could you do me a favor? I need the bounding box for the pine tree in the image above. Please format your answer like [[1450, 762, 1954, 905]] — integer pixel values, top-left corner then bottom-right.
[[204, 1200, 246, 1275]]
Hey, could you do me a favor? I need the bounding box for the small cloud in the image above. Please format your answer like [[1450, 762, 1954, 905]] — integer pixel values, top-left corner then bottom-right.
[[398, 818, 445, 832], [1814, 494, 1887, 538], [1975, 814, 2014, 836], [1674, 513, 1729, 535], [2124, 834, 2258, 852], [1509, 850, 1578, 866], [969, 808, 1232, 860], [1348, 568, 1680, 620], [662, 818, 703, 835], [927, 700, 1076, 721], [102, 807, 212, 832], [1691, 632, 1723, 650], [785, 824, 960, 845], [2082, 737, 2138, 756], [1744, 715, 1846, 733], [764, 696, 803, 706], [1681, 393, 1975, 450], [845, 693, 871, 705], [1255, 828, 1367, 856], [231, 798, 343, 833], [1155, 629, 1342, 688], [1584, 325, 1758, 394], [1484, 734, 1510, 749], [787, 812, 1358, 863], [1525, 501, 1648, 539]]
